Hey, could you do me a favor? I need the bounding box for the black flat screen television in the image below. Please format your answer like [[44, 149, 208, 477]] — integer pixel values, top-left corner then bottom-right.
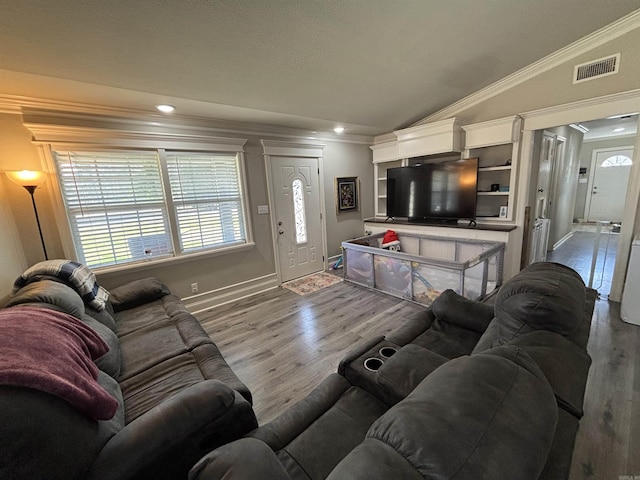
[[386, 158, 478, 223]]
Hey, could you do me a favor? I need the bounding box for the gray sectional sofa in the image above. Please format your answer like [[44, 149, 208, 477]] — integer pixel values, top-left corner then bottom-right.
[[0, 274, 257, 480], [190, 262, 596, 480]]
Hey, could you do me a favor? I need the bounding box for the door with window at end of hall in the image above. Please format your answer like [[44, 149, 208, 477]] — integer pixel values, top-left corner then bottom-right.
[[587, 147, 634, 222], [270, 156, 324, 283]]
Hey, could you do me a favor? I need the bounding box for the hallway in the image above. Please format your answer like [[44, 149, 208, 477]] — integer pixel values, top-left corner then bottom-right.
[[546, 224, 618, 298]]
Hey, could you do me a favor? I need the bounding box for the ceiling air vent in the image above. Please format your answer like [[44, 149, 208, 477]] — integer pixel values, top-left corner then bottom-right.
[[573, 53, 620, 84]]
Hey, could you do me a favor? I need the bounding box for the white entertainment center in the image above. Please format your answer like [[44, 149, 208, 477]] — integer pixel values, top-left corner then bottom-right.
[[369, 115, 523, 280]]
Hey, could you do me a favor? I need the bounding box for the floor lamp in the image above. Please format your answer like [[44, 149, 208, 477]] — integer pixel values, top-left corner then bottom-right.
[[6, 170, 48, 260]]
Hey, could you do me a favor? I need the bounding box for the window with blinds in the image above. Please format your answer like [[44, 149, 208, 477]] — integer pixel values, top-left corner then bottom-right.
[[166, 152, 246, 252], [53, 149, 248, 269]]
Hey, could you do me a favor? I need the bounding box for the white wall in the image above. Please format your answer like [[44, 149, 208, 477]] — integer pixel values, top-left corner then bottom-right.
[[322, 141, 374, 258], [0, 180, 26, 304], [0, 111, 374, 301]]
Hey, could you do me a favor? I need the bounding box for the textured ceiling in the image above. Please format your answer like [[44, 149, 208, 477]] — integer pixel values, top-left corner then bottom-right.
[[1, 1, 639, 136]]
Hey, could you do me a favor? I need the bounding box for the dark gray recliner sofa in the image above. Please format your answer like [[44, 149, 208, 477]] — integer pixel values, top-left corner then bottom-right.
[[0, 275, 258, 480], [189, 262, 595, 480], [191, 346, 558, 480]]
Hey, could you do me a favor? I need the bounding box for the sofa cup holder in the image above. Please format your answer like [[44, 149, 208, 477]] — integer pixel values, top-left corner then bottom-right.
[[364, 357, 384, 372], [379, 346, 397, 358]]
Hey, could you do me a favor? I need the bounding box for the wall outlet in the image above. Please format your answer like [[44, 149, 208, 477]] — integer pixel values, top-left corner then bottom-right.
[[190, 282, 199, 293]]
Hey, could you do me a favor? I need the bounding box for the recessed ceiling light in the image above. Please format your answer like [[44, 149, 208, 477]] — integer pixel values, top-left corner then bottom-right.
[[156, 104, 175, 113], [334, 126, 345, 134], [613, 127, 626, 132]]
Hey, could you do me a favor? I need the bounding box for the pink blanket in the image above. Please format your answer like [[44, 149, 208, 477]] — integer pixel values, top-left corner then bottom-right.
[[0, 305, 118, 420]]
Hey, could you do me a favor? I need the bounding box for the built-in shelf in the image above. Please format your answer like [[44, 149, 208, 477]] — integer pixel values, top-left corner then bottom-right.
[[394, 118, 464, 159], [463, 116, 522, 223], [371, 117, 465, 163], [371, 116, 521, 221], [478, 165, 512, 172], [373, 158, 405, 216]]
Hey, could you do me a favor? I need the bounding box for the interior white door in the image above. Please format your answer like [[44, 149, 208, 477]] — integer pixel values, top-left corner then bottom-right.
[[535, 132, 555, 219], [587, 148, 634, 222], [270, 156, 324, 282]]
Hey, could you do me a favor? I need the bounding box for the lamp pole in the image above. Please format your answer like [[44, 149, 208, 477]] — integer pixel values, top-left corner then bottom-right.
[[23, 185, 48, 260]]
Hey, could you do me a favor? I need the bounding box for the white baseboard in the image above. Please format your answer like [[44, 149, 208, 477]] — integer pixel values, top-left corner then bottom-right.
[[553, 231, 574, 250], [327, 253, 342, 268], [183, 273, 279, 314]]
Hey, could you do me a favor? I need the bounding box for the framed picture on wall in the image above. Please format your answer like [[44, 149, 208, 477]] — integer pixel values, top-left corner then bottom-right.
[[335, 177, 359, 214]]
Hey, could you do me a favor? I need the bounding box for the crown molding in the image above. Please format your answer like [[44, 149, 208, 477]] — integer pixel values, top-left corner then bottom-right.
[[415, 8, 640, 125], [24, 123, 249, 152], [23, 108, 249, 150], [0, 94, 140, 117], [582, 132, 637, 143], [519, 88, 640, 119], [372, 132, 398, 145], [519, 88, 640, 131], [260, 139, 326, 158], [462, 115, 522, 148], [0, 94, 374, 145]]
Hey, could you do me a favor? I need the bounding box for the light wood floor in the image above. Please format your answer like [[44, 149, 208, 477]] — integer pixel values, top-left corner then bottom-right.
[[198, 280, 423, 423], [569, 299, 640, 479], [197, 278, 640, 479]]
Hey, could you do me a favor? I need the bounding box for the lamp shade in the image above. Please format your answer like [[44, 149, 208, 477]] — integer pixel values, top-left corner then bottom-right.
[[6, 170, 46, 188]]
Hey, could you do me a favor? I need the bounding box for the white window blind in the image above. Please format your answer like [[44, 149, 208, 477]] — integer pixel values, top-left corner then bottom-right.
[[166, 152, 246, 252], [54, 150, 172, 268], [53, 149, 248, 269]]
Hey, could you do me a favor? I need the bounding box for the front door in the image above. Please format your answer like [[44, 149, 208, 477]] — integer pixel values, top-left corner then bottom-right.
[[587, 148, 634, 222], [270, 156, 324, 282]]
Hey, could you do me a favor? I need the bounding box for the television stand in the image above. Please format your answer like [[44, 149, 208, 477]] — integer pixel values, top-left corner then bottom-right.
[[363, 217, 519, 281]]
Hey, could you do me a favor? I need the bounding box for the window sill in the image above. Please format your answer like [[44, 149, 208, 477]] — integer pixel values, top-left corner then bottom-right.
[[95, 241, 255, 279]]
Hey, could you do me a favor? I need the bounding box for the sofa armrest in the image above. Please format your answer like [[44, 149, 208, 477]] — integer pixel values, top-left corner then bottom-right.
[[376, 344, 448, 403], [248, 374, 351, 451], [189, 438, 291, 480], [108, 277, 170, 312], [385, 309, 435, 345], [87, 380, 255, 480], [338, 336, 385, 375], [432, 289, 495, 333]]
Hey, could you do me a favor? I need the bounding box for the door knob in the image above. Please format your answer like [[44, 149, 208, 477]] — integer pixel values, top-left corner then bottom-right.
[[278, 221, 283, 226], [278, 230, 284, 234], [538, 189, 544, 192]]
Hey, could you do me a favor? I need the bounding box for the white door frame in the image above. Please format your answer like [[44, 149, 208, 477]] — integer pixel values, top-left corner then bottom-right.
[[261, 140, 328, 284], [583, 145, 635, 221], [519, 89, 640, 301]]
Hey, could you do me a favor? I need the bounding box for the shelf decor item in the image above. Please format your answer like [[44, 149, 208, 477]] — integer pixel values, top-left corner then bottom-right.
[[336, 176, 359, 214]]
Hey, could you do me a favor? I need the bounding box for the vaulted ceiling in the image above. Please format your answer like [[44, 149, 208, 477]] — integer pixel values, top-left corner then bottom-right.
[[1, 1, 639, 136]]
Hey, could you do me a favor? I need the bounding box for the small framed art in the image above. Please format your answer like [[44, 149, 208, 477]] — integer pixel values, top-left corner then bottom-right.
[[336, 177, 359, 214]]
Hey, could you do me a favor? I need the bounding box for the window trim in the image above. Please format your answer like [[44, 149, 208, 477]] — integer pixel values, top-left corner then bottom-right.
[[42, 137, 253, 271]]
